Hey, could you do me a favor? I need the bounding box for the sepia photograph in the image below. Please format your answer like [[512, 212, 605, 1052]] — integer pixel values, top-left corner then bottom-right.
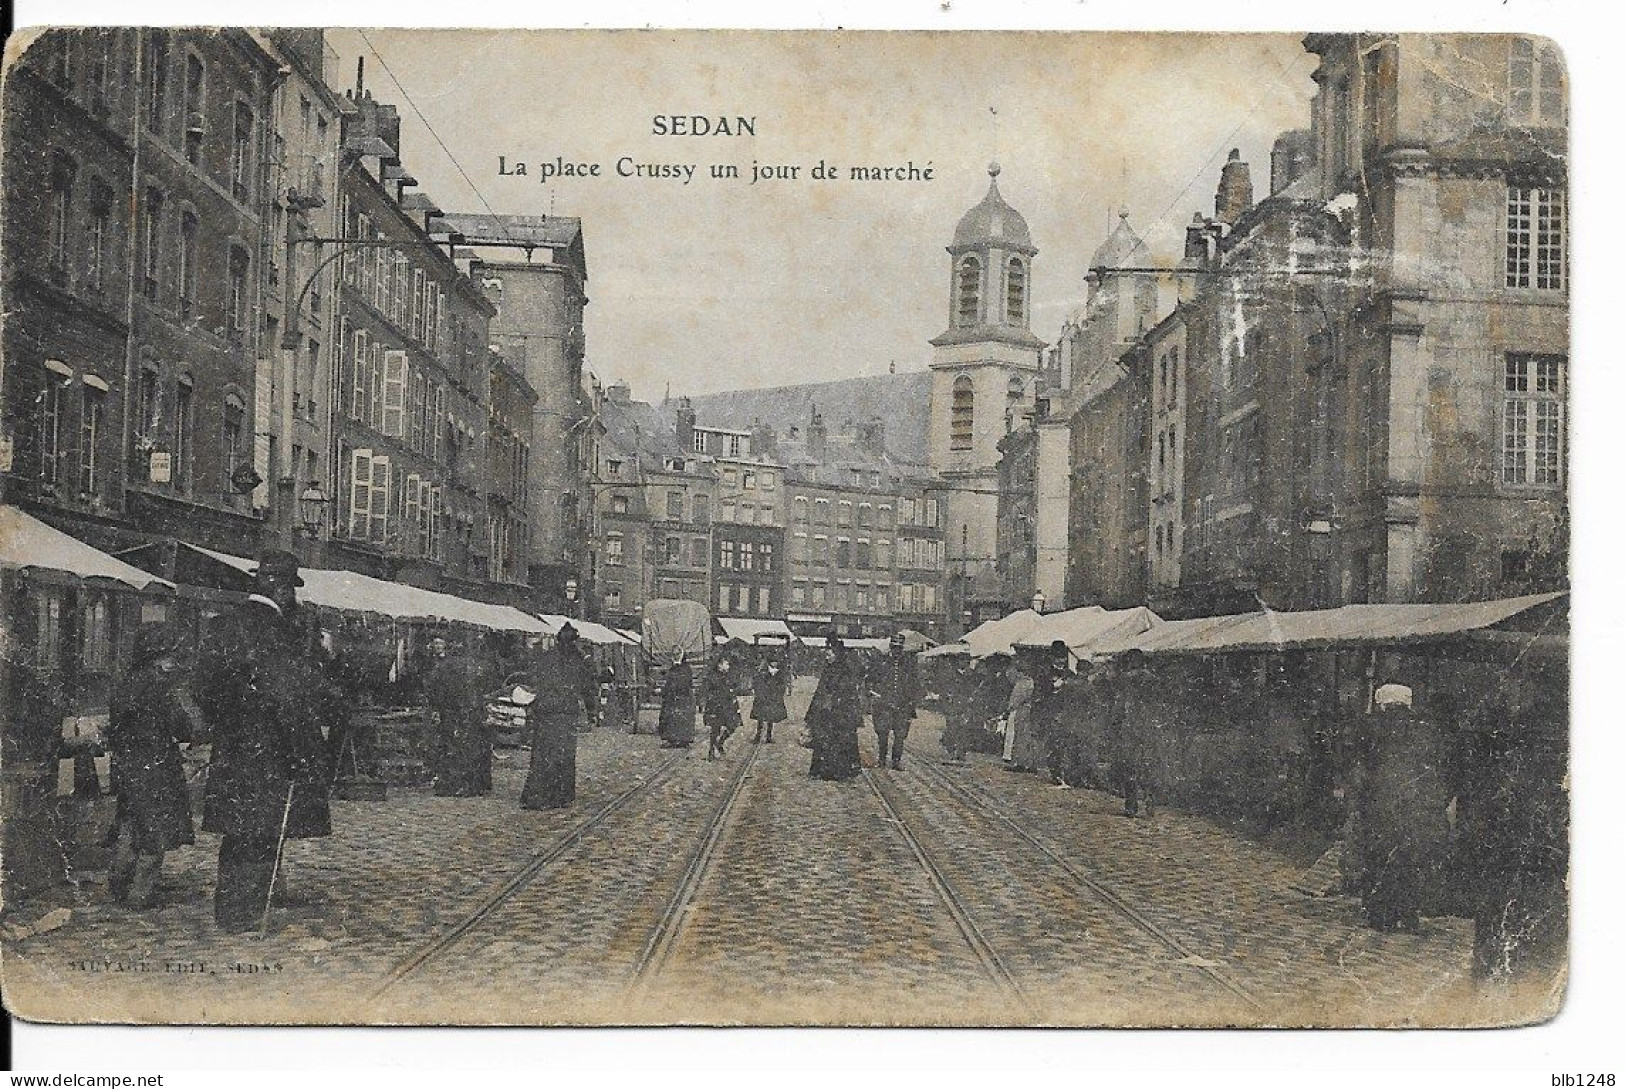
[[0, 24, 1570, 1030]]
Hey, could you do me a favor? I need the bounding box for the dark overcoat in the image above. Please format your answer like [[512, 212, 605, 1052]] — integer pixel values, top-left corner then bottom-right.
[[108, 667, 195, 850], [751, 663, 789, 725], [658, 661, 697, 744], [702, 666, 743, 733], [426, 652, 494, 796], [869, 652, 920, 727], [807, 654, 863, 780], [199, 602, 334, 841]]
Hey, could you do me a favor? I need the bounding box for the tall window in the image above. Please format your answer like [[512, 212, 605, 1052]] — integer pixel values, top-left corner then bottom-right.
[[955, 256, 982, 327], [1502, 354, 1565, 487], [173, 378, 194, 492], [48, 153, 75, 274], [182, 53, 205, 165], [1006, 375, 1025, 431], [230, 101, 255, 203], [1509, 38, 1565, 125], [228, 246, 249, 335], [950, 375, 974, 451], [178, 212, 199, 318], [85, 181, 111, 291], [141, 190, 163, 301], [87, 45, 110, 116], [135, 367, 159, 444], [1506, 185, 1565, 291], [222, 397, 245, 486], [39, 374, 66, 486], [79, 384, 105, 496], [1005, 257, 1027, 324], [143, 32, 167, 133], [666, 490, 684, 521]]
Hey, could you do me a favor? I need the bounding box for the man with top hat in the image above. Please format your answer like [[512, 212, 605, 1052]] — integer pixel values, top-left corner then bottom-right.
[[521, 622, 597, 809], [868, 631, 920, 770], [196, 549, 335, 932]]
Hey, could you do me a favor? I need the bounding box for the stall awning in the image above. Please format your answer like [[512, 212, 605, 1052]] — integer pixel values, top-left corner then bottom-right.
[[113, 540, 257, 594], [716, 617, 795, 644], [1014, 605, 1163, 656], [185, 546, 549, 634], [1096, 592, 1566, 657], [923, 607, 1043, 660], [0, 506, 172, 591], [535, 615, 638, 646]]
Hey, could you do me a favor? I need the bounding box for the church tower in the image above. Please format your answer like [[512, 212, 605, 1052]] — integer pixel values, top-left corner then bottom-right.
[[928, 163, 1046, 631]]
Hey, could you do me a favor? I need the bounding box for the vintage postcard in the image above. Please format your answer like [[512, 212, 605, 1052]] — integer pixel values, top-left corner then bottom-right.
[[0, 28, 1568, 1028]]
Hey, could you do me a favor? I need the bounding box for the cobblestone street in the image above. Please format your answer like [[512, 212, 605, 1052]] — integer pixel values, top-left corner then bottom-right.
[[3, 680, 1477, 1026]]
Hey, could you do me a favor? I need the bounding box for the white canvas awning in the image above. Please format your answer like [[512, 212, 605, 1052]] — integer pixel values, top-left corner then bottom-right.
[[716, 617, 795, 643], [0, 505, 172, 591]]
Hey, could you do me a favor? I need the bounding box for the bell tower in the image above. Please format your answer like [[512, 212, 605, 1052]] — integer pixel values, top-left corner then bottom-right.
[[928, 163, 1046, 631]]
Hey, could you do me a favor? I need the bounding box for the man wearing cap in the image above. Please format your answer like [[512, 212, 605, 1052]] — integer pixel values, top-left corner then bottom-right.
[[521, 623, 598, 809], [868, 632, 919, 770], [197, 550, 335, 932]]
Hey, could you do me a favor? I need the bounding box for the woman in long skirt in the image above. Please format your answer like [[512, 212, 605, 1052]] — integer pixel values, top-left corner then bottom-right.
[[807, 638, 863, 781], [751, 652, 790, 743], [658, 653, 697, 748], [521, 625, 594, 809]]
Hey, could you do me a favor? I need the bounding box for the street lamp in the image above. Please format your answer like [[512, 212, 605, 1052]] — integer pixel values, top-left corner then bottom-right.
[[297, 482, 331, 538], [1031, 589, 1047, 614]]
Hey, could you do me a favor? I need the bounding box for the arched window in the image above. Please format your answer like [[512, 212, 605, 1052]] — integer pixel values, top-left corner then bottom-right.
[[1005, 257, 1027, 325], [955, 256, 982, 327], [950, 375, 974, 451]]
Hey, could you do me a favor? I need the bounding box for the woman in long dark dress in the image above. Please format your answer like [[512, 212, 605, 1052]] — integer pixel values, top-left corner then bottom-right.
[[521, 624, 595, 810], [658, 652, 697, 748], [807, 638, 863, 781], [107, 624, 195, 909], [751, 652, 790, 743]]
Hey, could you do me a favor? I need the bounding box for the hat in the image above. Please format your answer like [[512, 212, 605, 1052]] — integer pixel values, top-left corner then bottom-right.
[[556, 622, 580, 644], [1374, 683, 1413, 710], [253, 549, 304, 587], [1050, 639, 1070, 654]]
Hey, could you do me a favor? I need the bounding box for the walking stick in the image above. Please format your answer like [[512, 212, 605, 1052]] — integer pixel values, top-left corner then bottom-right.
[[259, 780, 297, 939]]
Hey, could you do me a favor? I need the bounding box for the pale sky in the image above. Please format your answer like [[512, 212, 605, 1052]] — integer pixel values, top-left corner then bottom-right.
[[327, 30, 1318, 397]]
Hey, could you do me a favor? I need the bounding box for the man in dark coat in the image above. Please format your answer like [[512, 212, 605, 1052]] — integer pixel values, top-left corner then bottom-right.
[[1107, 650, 1154, 818], [107, 624, 194, 909], [425, 633, 496, 797], [658, 652, 697, 748], [198, 550, 335, 933], [1037, 640, 1081, 786], [868, 632, 919, 770], [750, 652, 789, 743], [807, 635, 863, 781], [521, 624, 597, 809], [1353, 683, 1446, 932], [702, 655, 743, 759]]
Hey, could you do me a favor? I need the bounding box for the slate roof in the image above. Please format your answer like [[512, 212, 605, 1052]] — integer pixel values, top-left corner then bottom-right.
[[684, 371, 935, 466]]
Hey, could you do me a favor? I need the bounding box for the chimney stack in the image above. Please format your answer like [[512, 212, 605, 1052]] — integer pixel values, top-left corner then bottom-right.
[[674, 396, 696, 454], [1215, 148, 1254, 225], [807, 408, 827, 461]]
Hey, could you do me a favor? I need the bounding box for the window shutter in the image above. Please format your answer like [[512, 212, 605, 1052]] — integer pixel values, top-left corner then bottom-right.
[[370, 343, 384, 431], [352, 329, 369, 421], [370, 454, 390, 542], [404, 473, 422, 554], [382, 351, 408, 437], [348, 447, 373, 538]]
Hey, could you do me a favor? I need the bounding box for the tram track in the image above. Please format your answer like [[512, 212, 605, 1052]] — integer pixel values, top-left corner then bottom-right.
[[863, 766, 1033, 1013], [369, 751, 687, 999], [909, 755, 1267, 1016], [630, 739, 762, 987]]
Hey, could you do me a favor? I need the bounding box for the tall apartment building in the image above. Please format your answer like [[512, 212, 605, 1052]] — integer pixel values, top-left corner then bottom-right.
[[330, 84, 497, 593]]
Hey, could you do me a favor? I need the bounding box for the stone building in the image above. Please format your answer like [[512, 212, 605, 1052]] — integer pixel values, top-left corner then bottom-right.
[[330, 83, 496, 593], [249, 30, 347, 557], [484, 348, 537, 592], [590, 384, 716, 629], [927, 164, 1045, 633], [693, 422, 786, 622], [434, 212, 590, 613], [1301, 32, 1568, 603]]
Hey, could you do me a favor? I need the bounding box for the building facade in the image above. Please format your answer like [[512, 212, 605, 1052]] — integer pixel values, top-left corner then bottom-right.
[[330, 85, 497, 592]]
